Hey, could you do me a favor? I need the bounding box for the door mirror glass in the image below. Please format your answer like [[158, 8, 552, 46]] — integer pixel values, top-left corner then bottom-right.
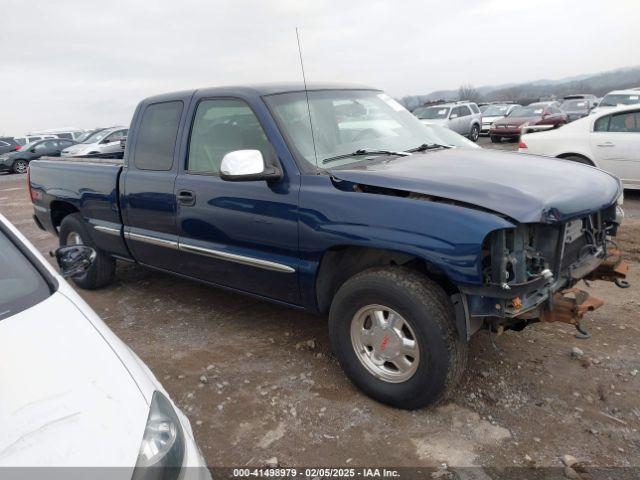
[[53, 245, 96, 277]]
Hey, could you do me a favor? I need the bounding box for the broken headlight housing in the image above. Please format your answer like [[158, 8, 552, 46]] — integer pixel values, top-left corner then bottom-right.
[[482, 224, 559, 288], [132, 391, 185, 480]]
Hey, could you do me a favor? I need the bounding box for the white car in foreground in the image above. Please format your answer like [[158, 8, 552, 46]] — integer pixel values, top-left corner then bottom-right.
[[518, 105, 640, 190], [0, 214, 209, 478]]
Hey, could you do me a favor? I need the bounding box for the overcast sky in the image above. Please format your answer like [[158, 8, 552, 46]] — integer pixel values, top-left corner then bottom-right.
[[0, 0, 638, 134]]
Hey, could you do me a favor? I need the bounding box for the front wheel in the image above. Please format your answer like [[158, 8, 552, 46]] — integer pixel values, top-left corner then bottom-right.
[[469, 124, 480, 142], [328, 267, 467, 409], [12, 159, 28, 174]]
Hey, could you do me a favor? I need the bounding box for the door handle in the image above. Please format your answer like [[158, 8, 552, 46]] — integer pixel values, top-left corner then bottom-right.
[[177, 190, 196, 206], [597, 142, 615, 147]]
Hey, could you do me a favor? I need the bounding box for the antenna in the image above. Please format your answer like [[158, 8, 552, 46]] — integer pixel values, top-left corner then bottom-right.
[[295, 27, 318, 165]]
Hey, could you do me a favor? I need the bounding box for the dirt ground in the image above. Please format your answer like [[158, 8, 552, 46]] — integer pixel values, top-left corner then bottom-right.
[[1, 138, 639, 476]]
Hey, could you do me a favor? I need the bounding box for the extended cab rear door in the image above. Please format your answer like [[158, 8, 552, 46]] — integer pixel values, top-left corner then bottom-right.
[[120, 96, 189, 271], [173, 95, 301, 304]]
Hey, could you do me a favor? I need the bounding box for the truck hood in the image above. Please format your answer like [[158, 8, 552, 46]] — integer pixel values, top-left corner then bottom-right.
[[0, 292, 148, 468], [330, 149, 621, 223]]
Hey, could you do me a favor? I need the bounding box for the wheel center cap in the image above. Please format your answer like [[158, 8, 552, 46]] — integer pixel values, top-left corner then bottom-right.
[[372, 327, 401, 359]]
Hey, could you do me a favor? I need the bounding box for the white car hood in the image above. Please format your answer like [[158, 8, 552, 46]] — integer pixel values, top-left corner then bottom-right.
[[482, 115, 504, 123], [420, 118, 449, 127], [62, 143, 91, 154], [0, 292, 148, 468]]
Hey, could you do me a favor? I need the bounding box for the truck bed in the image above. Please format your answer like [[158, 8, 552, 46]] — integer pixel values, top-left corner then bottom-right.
[[29, 157, 130, 258]]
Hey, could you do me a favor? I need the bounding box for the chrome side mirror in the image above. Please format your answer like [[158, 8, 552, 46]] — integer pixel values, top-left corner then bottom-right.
[[220, 150, 282, 182], [53, 245, 96, 277]]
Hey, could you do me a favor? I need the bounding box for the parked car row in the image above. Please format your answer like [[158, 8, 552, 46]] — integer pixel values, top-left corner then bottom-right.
[[0, 138, 78, 174], [0, 126, 128, 174], [413, 88, 640, 143]]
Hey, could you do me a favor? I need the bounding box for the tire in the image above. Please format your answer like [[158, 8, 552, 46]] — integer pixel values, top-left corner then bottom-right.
[[561, 155, 592, 166], [490, 135, 501, 143], [12, 159, 29, 174], [469, 124, 480, 142], [59, 213, 116, 289], [328, 267, 468, 409]]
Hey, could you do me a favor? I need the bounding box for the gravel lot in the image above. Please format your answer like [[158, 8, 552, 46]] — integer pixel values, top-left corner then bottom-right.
[[1, 138, 639, 476]]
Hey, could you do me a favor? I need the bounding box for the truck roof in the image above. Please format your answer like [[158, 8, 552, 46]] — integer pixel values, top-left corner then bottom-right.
[[140, 82, 378, 104]]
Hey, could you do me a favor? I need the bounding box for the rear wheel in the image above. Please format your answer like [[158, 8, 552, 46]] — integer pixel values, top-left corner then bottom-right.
[[12, 159, 28, 174], [59, 213, 116, 289], [490, 135, 501, 143], [328, 267, 467, 409], [469, 124, 480, 142]]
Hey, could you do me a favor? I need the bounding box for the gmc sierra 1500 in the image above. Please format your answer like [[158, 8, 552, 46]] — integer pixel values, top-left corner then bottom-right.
[[29, 84, 628, 409]]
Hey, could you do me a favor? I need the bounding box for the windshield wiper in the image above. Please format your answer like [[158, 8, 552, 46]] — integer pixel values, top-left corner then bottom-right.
[[321, 149, 410, 165], [406, 143, 453, 152]]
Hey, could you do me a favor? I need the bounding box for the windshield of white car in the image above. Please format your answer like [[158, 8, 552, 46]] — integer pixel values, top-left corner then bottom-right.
[[81, 130, 110, 144], [600, 94, 640, 107], [0, 230, 51, 321], [509, 106, 544, 117], [483, 105, 510, 116], [413, 106, 450, 119], [561, 100, 588, 110], [265, 90, 460, 168]]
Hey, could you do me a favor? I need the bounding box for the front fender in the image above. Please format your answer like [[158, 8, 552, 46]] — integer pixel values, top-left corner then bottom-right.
[[298, 175, 515, 309]]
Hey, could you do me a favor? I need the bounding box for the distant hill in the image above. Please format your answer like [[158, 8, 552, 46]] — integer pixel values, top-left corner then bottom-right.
[[400, 65, 640, 109]]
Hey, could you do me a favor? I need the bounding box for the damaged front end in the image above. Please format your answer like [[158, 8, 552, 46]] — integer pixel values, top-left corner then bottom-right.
[[456, 199, 629, 339]]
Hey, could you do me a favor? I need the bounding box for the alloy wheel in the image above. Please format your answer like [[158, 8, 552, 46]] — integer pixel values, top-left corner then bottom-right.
[[350, 304, 420, 383]]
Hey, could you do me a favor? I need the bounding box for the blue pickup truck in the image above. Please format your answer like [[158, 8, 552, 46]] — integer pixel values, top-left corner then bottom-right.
[[29, 84, 627, 409]]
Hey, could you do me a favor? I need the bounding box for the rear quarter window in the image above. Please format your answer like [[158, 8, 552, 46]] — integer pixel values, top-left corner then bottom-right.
[[133, 101, 184, 171]]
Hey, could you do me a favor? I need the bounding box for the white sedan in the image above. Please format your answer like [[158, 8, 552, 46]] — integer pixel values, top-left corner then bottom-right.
[[518, 105, 640, 190], [0, 213, 209, 478]]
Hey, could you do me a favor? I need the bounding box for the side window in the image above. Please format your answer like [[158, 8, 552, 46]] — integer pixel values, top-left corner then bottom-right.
[[187, 99, 272, 174], [450, 107, 461, 118], [0, 141, 8, 147], [594, 115, 610, 132], [60, 140, 75, 147], [469, 104, 480, 114], [134, 101, 183, 171], [609, 111, 640, 133], [461, 106, 472, 117]]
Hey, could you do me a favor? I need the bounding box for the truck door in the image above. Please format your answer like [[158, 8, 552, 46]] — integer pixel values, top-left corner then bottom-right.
[[120, 99, 186, 271], [173, 97, 300, 304]]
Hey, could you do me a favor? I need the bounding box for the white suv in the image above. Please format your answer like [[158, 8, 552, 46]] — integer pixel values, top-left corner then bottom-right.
[[413, 101, 482, 142]]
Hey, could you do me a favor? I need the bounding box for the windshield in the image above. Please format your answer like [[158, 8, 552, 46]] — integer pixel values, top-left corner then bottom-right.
[[483, 105, 510, 116], [20, 141, 39, 151], [413, 106, 450, 119], [81, 129, 110, 144], [509, 106, 544, 117], [265, 90, 467, 168], [0, 227, 51, 321], [600, 94, 640, 107], [561, 100, 588, 110]]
